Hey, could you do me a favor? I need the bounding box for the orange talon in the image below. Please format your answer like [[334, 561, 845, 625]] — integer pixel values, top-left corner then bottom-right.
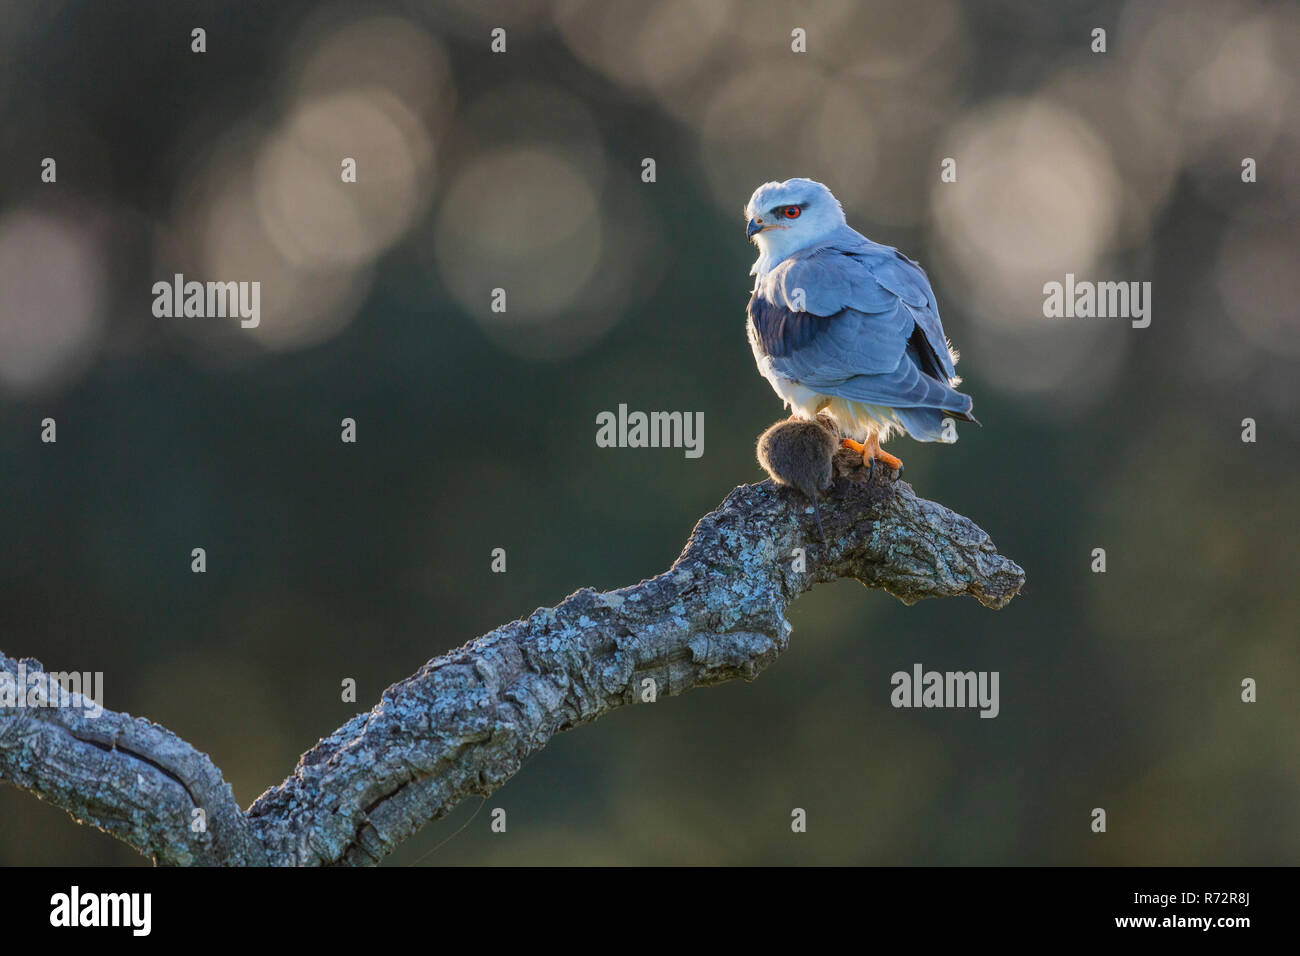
[[842, 435, 903, 475], [872, 443, 903, 472]]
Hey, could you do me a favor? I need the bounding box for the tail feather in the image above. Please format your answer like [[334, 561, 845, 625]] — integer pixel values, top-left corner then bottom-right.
[[894, 404, 979, 443]]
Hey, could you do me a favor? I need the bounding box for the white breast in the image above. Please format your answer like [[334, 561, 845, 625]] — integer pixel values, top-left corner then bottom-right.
[[758, 361, 904, 442]]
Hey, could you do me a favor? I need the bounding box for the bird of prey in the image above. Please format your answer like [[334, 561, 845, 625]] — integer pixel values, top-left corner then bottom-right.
[[745, 178, 976, 474]]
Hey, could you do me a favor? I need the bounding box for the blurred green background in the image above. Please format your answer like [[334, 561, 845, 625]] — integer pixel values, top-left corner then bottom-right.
[[1, 0, 1297, 865]]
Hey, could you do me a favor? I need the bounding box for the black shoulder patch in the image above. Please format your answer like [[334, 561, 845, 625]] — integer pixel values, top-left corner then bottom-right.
[[747, 293, 833, 358]]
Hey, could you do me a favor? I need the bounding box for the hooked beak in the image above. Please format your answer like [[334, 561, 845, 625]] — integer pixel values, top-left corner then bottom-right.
[[746, 218, 765, 239]]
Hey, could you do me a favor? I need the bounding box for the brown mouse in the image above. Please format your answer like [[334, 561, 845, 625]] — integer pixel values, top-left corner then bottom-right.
[[756, 415, 839, 539]]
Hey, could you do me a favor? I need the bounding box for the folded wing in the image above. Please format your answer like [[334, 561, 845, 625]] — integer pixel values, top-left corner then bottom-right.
[[747, 237, 972, 416]]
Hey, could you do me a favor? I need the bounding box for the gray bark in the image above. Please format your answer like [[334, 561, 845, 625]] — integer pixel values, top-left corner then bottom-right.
[[0, 451, 1023, 865]]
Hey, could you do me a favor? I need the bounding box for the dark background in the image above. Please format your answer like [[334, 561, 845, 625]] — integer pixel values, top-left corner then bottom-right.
[[1, 0, 1296, 865]]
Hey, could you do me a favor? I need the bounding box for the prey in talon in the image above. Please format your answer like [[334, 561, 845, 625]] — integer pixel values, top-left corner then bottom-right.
[[743, 178, 978, 477], [756, 415, 839, 540]]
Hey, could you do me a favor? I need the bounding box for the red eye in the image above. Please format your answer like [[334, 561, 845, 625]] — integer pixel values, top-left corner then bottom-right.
[[783, 205, 802, 219]]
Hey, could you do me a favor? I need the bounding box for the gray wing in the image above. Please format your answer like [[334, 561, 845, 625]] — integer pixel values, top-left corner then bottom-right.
[[747, 238, 971, 414]]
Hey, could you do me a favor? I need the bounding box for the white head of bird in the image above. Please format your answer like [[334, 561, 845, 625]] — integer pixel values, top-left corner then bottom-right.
[[745, 178, 847, 276]]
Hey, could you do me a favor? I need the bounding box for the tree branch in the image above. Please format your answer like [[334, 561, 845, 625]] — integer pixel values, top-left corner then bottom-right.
[[1, 451, 1024, 865]]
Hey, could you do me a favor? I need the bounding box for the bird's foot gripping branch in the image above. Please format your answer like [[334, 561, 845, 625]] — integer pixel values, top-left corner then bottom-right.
[[0, 465, 1022, 866]]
